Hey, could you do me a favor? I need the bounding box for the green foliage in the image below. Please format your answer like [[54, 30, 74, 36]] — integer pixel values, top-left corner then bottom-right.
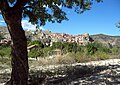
[[111, 47, 120, 55], [27, 40, 120, 61], [0, 45, 11, 57], [28, 48, 44, 58], [51, 42, 82, 54], [51, 42, 64, 50], [42, 47, 53, 57], [28, 40, 44, 48], [94, 42, 112, 53], [73, 52, 91, 63], [0, 33, 4, 41], [58, 54, 76, 64], [3, 0, 101, 26], [3, 0, 102, 27], [65, 42, 78, 53], [94, 51, 110, 60], [86, 43, 97, 55], [0, 36, 2, 41], [86, 42, 112, 55]]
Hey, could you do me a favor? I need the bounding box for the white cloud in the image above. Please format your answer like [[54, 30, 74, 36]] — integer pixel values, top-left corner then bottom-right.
[[0, 19, 44, 31], [22, 20, 44, 31]]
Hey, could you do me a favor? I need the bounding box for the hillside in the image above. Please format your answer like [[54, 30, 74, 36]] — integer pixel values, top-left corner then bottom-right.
[[91, 34, 120, 48], [0, 26, 120, 47]]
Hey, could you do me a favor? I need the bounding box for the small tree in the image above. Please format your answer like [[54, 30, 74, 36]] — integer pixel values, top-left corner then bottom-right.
[[86, 43, 97, 55], [28, 48, 44, 59]]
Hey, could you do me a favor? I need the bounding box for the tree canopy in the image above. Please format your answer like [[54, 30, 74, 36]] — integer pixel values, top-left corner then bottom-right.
[[3, 0, 102, 26]]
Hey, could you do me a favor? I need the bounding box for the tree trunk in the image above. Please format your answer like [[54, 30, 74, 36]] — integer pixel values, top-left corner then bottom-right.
[[2, 11, 29, 85], [9, 25, 28, 85]]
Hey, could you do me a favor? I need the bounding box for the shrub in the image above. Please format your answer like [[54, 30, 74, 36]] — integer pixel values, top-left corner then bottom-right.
[[42, 47, 53, 57], [94, 51, 110, 60], [111, 47, 120, 55], [86, 43, 97, 55], [58, 53, 76, 64], [28, 48, 44, 58], [0, 46, 11, 64], [51, 42, 64, 50], [0, 46, 11, 58], [75, 52, 91, 63]]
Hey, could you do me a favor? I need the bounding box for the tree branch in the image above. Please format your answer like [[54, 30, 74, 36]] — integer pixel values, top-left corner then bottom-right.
[[13, 0, 30, 10], [80, 0, 84, 9], [0, 0, 9, 12]]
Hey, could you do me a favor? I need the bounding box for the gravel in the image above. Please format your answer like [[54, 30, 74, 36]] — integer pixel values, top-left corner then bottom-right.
[[0, 59, 120, 85]]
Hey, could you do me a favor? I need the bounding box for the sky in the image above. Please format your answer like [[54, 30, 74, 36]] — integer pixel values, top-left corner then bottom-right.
[[0, 0, 120, 36]]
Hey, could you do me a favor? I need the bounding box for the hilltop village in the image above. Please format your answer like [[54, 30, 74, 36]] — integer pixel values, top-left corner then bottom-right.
[[0, 26, 94, 46], [25, 30, 94, 46]]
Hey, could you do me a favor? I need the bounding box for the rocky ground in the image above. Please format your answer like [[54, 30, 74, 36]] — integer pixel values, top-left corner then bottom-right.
[[69, 64, 120, 85], [0, 59, 120, 85]]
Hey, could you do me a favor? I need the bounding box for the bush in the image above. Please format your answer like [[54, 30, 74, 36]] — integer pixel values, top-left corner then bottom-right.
[[58, 53, 76, 64], [111, 47, 120, 55], [0, 46, 11, 64], [51, 42, 64, 50], [94, 51, 110, 60], [0, 46, 11, 58], [86, 43, 98, 55], [42, 47, 53, 57], [75, 52, 92, 63], [52, 42, 79, 54], [28, 48, 44, 58]]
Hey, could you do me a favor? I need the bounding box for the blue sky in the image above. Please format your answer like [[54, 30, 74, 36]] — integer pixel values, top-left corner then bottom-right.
[[0, 0, 120, 36], [43, 0, 120, 36]]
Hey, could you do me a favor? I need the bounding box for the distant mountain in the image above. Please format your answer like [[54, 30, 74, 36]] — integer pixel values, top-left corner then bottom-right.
[[91, 34, 120, 48]]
